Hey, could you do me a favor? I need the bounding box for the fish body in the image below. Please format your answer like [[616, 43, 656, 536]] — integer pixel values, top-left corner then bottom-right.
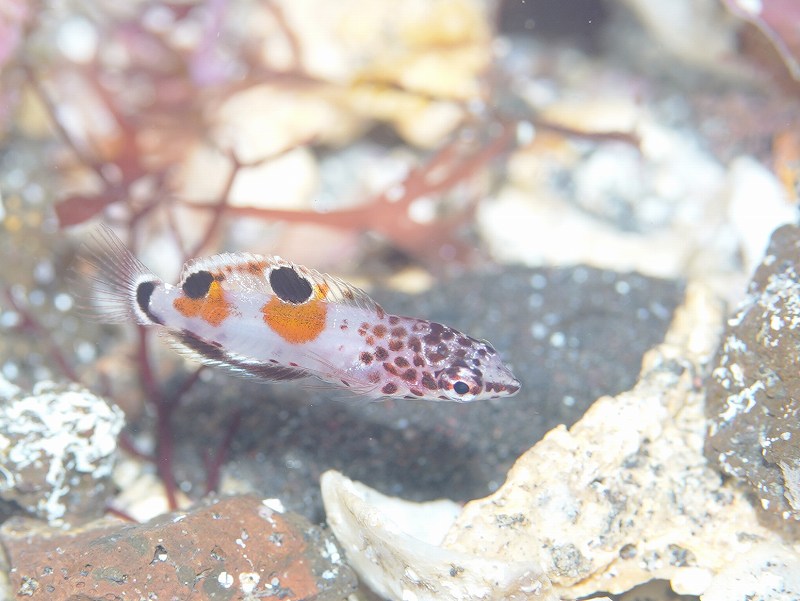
[[84, 226, 520, 401]]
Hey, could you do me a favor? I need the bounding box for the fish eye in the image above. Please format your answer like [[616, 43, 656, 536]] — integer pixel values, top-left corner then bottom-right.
[[453, 381, 470, 395], [183, 270, 214, 299]]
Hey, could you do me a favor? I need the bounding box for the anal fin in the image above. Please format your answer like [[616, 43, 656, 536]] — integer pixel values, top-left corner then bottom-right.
[[165, 329, 310, 382]]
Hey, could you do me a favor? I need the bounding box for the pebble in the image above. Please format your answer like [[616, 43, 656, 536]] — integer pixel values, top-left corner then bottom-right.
[[0, 379, 124, 527]]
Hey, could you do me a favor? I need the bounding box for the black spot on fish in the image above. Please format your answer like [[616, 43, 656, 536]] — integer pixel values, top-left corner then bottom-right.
[[183, 270, 213, 299], [136, 281, 155, 313], [270, 266, 313, 304], [135, 280, 163, 324]]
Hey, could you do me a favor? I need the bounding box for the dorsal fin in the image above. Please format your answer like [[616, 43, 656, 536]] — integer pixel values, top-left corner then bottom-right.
[[301, 267, 383, 314], [178, 251, 384, 315]]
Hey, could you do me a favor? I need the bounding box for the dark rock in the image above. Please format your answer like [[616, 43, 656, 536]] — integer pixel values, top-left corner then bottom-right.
[[0, 495, 356, 601], [705, 224, 800, 522]]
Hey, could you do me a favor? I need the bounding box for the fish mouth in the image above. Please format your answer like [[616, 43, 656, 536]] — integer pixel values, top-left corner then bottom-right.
[[485, 375, 521, 397], [503, 378, 521, 396]]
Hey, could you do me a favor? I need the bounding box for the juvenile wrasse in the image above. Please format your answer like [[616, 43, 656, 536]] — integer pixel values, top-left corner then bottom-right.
[[83, 226, 520, 402]]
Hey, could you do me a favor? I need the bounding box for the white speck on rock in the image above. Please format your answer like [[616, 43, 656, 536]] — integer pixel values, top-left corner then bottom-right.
[[262, 497, 285, 513], [239, 572, 260, 595], [218, 571, 234, 589]]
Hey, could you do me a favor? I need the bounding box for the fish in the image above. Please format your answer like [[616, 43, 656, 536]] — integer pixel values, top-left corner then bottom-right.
[[81, 225, 520, 402]]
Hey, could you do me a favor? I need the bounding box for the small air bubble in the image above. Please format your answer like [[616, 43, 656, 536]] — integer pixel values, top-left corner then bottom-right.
[[3, 362, 19, 380], [650, 302, 670, 320], [549, 332, 566, 348], [529, 273, 547, 289], [142, 4, 176, 32], [34, 260, 55, 284], [517, 121, 535, 145], [57, 17, 98, 63], [54, 293, 74, 312], [528, 293, 543, 309], [563, 395, 576, 407], [385, 185, 405, 202], [28, 289, 46, 306], [571, 268, 588, 284], [530, 322, 548, 340], [408, 197, 435, 224], [614, 280, 631, 295], [76, 341, 96, 363], [0, 311, 20, 328]]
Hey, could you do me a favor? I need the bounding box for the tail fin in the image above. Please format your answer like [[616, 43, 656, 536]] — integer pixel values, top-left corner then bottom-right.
[[77, 225, 162, 325]]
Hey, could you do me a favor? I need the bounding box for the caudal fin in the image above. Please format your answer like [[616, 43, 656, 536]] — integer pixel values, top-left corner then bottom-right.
[[77, 225, 161, 325]]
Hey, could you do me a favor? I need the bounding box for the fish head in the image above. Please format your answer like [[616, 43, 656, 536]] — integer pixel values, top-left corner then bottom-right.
[[433, 339, 520, 402]]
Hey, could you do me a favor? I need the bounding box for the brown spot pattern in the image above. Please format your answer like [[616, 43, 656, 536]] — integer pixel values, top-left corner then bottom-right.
[[421, 373, 437, 390]]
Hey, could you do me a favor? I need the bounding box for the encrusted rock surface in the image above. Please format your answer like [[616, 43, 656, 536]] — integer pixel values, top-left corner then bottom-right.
[[0, 495, 356, 601], [322, 283, 800, 600], [0, 379, 125, 527], [705, 224, 800, 522]]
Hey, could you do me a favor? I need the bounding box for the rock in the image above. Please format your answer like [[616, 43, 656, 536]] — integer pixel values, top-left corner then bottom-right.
[[322, 283, 800, 600], [700, 543, 800, 601], [0, 495, 356, 601], [254, 0, 491, 147], [617, 0, 739, 73], [321, 471, 555, 601], [477, 110, 732, 282], [705, 224, 800, 522], [0, 380, 125, 527]]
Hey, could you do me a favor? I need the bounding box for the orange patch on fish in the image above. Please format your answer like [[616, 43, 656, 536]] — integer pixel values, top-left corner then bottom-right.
[[314, 281, 330, 301], [262, 296, 327, 344], [174, 281, 231, 327]]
